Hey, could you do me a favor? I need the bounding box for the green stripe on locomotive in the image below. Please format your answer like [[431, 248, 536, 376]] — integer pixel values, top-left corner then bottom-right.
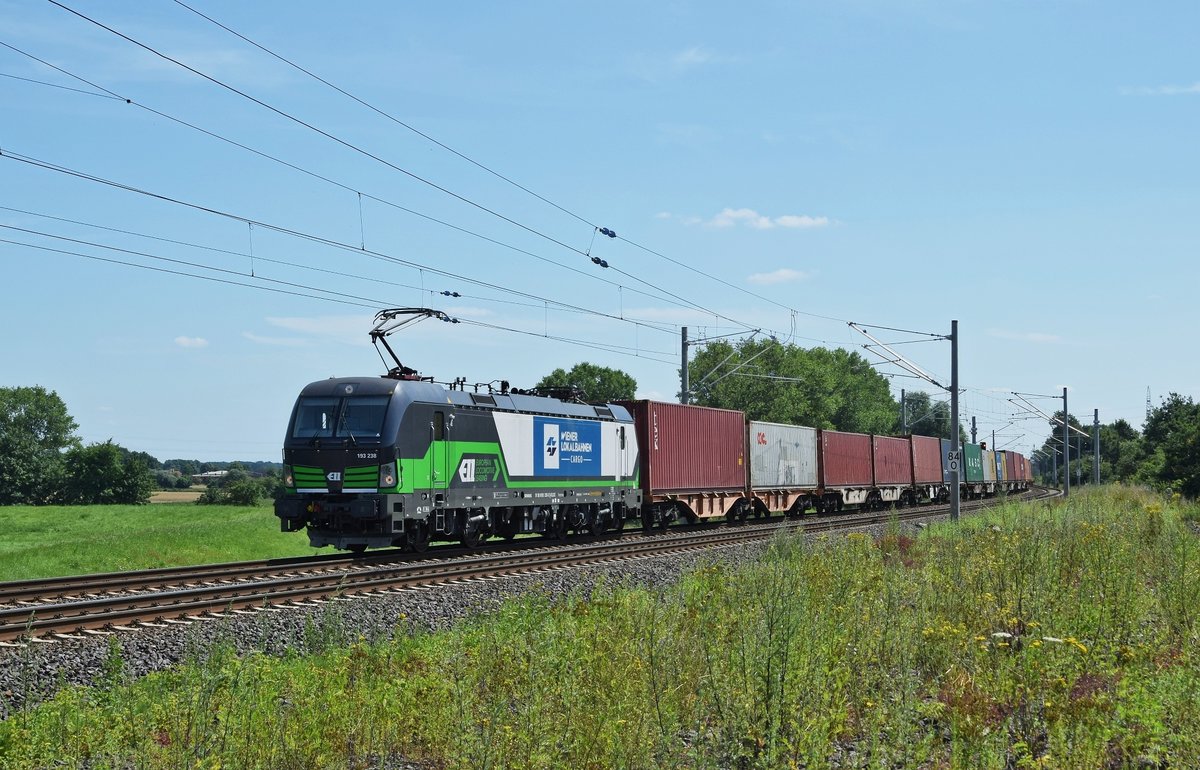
[[293, 464, 381, 490]]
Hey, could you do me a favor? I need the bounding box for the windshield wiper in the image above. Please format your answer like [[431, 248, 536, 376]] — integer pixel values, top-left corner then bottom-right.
[[338, 411, 358, 446]]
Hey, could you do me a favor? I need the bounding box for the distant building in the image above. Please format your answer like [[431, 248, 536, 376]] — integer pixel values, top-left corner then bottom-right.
[[190, 470, 229, 484]]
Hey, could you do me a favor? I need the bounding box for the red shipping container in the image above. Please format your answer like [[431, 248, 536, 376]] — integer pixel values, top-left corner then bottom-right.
[[910, 435, 943, 483], [821, 430, 873, 487], [873, 435, 913, 485], [1005, 451, 1017, 481], [617, 401, 746, 494]]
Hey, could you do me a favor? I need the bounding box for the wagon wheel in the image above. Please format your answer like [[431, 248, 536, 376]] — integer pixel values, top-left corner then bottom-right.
[[348, 543, 368, 555]]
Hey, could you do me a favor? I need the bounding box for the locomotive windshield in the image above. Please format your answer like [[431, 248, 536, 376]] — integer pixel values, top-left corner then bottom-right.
[[291, 395, 389, 441]]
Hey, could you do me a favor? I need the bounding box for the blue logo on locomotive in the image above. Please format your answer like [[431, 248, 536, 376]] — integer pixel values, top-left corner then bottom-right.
[[534, 417, 600, 476]]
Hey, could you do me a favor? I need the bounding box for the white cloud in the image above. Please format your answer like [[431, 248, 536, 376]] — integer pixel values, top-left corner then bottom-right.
[[174, 336, 208, 348], [673, 46, 713, 69], [711, 208, 773, 229], [987, 329, 1062, 344], [264, 315, 373, 346], [631, 46, 735, 83], [654, 211, 672, 219], [698, 208, 831, 230], [1123, 82, 1200, 96], [747, 268, 809, 285], [774, 214, 831, 229]]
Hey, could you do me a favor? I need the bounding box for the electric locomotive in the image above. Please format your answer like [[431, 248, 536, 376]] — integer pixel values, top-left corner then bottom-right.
[[274, 309, 641, 552]]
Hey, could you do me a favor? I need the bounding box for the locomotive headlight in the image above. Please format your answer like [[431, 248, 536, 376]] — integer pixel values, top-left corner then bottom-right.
[[283, 465, 295, 488], [379, 462, 397, 488]]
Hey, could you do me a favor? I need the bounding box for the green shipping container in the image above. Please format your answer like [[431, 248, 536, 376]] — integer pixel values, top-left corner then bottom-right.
[[963, 443, 985, 483]]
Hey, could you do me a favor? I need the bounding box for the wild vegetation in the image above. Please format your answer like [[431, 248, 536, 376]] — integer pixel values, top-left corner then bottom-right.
[[3, 486, 1198, 768]]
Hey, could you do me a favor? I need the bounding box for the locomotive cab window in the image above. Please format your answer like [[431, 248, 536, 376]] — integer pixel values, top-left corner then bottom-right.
[[339, 396, 389, 439], [291, 396, 389, 441], [292, 397, 338, 439]]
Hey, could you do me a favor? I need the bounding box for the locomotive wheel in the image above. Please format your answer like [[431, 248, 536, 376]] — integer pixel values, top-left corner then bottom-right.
[[461, 526, 482, 549], [406, 524, 429, 553], [497, 516, 519, 541]]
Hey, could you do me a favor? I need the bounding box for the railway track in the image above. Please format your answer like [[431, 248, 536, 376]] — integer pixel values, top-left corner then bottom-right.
[[0, 488, 1057, 644]]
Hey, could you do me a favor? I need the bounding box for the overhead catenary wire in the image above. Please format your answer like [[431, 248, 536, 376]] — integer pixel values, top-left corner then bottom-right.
[[4, 22, 865, 346], [12, 6, 1022, 382], [164, 1, 857, 328], [1, 40, 790, 340], [170, 0, 599, 232], [0, 39, 689, 313], [0, 234, 677, 364], [0, 206, 679, 333], [0, 151, 709, 336], [47, 0, 599, 263]]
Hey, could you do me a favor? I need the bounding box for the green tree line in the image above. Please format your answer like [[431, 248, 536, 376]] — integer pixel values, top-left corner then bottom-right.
[[0, 386, 281, 506], [1034, 392, 1200, 497]]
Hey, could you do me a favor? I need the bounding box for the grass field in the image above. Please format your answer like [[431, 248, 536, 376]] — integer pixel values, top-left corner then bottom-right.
[[0, 502, 320, 582], [3, 486, 1200, 768]]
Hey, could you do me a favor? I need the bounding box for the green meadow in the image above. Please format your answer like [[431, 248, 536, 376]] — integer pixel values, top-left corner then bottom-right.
[[0, 503, 319, 582], [3, 486, 1200, 768]]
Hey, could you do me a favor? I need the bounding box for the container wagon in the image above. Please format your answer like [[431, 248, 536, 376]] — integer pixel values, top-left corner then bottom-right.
[[618, 400, 748, 527], [748, 420, 819, 516], [911, 435, 944, 503], [872, 434, 913, 507], [819, 430, 874, 510]]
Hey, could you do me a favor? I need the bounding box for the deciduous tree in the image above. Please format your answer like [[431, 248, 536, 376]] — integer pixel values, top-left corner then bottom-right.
[[536, 362, 637, 403], [688, 339, 898, 434], [60, 440, 155, 505], [0, 386, 78, 504]]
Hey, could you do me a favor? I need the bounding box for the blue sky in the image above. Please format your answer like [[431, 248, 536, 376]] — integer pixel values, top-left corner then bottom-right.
[[2, 1, 1197, 462]]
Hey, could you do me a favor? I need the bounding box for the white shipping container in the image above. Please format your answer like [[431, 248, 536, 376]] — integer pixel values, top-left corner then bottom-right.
[[982, 449, 997, 483], [749, 421, 819, 488]]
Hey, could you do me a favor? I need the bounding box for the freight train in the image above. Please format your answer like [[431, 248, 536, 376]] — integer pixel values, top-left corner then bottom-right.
[[274, 379, 1032, 553]]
